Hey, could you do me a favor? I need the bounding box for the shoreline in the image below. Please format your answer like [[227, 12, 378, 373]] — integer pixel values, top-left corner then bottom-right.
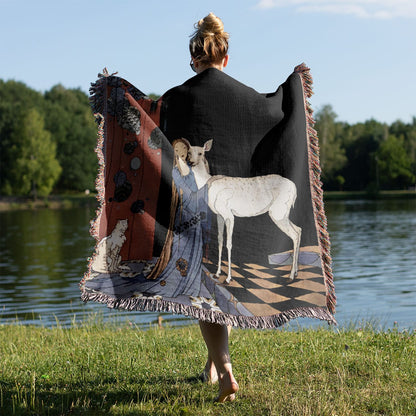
[[323, 190, 416, 201], [0, 190, 415, 212], [0, 193, 98, 211]]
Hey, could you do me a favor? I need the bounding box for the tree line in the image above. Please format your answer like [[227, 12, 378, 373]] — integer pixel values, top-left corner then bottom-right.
[[315, 105, 415, 191], [0, 80, 415, 197], [0, 80, 97, 197]]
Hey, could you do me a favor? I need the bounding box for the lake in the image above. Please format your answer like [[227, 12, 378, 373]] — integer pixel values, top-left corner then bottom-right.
[[0, 198, 415, 330]]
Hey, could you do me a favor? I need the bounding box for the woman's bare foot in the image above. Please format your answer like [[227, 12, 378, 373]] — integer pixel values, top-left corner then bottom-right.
[[215, 372, 239, 403], [198, 322, 236, 402]]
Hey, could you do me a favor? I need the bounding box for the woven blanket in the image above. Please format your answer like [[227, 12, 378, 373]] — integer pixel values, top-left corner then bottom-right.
[[80, 64, 336, 328]]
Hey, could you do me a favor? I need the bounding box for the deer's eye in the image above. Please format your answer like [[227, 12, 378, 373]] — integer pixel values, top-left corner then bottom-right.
[[198, 152, 202, 156]]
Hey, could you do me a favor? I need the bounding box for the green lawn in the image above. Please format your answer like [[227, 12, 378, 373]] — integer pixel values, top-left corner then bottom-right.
[[1, 320, 415, 415]]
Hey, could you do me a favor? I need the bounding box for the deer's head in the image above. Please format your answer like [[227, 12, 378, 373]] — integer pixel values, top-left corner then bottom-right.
[[188, 139, 213, 167]]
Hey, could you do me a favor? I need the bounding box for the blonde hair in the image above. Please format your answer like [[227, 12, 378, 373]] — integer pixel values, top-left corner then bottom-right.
[[189, 12, 229, 65]]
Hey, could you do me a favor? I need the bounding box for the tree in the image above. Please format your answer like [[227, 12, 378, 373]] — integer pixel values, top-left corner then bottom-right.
[[0, 79, 44, 109], [0, 80, 45, 194], [314, 105, 347, 189], [148, 93, 161, 100], [376, 135, 415, 189], [10, 108, 62, 197], [341, 119, 387, 191], [44, 85, 97, 191], [389, 118, 416, 182], [0, 102, 20, 194]]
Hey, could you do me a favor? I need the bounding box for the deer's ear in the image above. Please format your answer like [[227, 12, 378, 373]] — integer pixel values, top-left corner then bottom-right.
[[204, 139, 213, 151]]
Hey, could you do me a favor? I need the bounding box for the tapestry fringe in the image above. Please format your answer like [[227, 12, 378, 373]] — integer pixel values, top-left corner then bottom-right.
[[79, 72, 109, 289], [294, 63, 336, 315], [80, 288, 337, 329]]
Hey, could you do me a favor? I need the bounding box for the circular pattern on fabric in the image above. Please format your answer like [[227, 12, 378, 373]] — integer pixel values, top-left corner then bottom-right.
[[119, 105, 141, 135], [175, 258, 188, 277], [113, 182, 132, 202], [148, 127, 163, 149], [113, 171, 132, 202], [114, 171, 127, 187], [130, 157, 141, 170], [124, 141, 138, 155]]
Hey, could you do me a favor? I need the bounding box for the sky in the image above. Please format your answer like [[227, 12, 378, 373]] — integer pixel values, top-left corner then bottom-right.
[[1, 0, 415, 125]]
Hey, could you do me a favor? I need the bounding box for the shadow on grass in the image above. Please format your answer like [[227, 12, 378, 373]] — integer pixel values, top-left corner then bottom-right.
[[1, 374, 210, 416]]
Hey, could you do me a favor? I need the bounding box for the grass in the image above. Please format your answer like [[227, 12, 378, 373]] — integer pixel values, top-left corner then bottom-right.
[[0, 320, 415, 416]]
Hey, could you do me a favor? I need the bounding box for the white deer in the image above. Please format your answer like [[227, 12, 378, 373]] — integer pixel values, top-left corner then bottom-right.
[[180, 139, 301, 283]]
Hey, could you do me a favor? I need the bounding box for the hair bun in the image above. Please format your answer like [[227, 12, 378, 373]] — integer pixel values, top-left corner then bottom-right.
[[197, 12, 225, 36]]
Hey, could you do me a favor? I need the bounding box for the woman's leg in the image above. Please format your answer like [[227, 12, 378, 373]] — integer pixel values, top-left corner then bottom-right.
[[201, 325, 232, 384], [199, 321, 239, 402]]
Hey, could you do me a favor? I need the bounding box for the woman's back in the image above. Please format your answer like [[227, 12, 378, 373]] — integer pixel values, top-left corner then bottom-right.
[[161, 68, 284, 177]]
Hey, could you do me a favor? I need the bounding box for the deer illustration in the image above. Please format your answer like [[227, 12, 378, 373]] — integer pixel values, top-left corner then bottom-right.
[[180, 139, 301, 283]]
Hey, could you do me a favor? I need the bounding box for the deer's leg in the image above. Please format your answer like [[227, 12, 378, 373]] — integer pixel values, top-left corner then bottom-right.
[[288, 220, 301, 277], [274, 218, 301, 280], [269, 197, 301, 280], [224, 216, 234, 283], [216, 215, 225, 277]]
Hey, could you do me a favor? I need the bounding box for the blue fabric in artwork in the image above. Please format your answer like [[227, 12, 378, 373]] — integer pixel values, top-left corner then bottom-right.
[[145, 166, 209, 297]]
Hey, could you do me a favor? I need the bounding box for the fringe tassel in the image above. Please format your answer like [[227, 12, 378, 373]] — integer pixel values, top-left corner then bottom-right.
[[90, 113, 105, 240], [80, 74, 109, 290], [80, 288, 337, 329], [294, 63, 337, 315]]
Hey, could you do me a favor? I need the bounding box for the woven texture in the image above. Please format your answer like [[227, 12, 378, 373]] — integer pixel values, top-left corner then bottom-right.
[[80, 64, 336, 328]]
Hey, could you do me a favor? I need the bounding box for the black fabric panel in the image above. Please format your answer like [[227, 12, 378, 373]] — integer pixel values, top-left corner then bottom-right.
[[158, 68, 317, 264]]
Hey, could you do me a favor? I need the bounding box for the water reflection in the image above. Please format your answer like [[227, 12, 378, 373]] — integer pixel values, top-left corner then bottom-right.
[[0, 198, 415, 330], [0, 207, 188, 328], [324, 199, 416, 329]]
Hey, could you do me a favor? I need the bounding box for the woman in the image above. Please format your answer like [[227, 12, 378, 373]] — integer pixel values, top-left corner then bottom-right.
[[160, 12, 317, 402], [141, 138, 210, 298], [161, 12, 239, 403], [82, 11, 335, 405]]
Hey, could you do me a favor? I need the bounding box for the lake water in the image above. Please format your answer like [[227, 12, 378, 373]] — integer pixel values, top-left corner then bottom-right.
[[0, 198, 415, 330]]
